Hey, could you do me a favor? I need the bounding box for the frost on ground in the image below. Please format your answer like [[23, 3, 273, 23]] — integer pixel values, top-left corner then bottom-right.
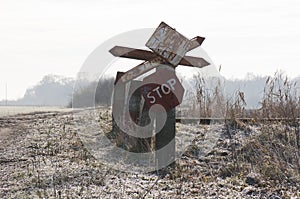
[[0, 109, 299, 198]]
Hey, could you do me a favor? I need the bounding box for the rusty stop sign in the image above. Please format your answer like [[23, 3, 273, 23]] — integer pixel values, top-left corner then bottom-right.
[[141, 67, 184, 112]]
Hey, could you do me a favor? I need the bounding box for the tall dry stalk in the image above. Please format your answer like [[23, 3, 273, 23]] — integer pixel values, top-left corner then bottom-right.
[[193, 73, 246, 120], [260, 71, 299, 120], [194, 74, 227, 118]]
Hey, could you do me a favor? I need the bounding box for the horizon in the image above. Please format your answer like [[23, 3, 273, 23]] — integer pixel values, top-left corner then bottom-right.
[[1, 72, 299, 107], [1, 69, 299, 101]]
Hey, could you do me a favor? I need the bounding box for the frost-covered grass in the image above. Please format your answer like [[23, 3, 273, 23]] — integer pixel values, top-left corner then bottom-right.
[[1, 109, 299, 198]]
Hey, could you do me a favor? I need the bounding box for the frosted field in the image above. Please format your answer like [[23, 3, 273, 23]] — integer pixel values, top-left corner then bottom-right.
[[0, 106, 72, 117]]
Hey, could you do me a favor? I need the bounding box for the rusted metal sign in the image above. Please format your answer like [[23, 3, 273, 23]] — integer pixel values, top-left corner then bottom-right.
[[146, 22, 190, 66], [141, 67, 184, 112], [119, 57, 162, 83]]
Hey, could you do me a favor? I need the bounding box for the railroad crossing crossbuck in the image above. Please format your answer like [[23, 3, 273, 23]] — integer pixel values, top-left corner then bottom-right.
[[109, 22, 210, 170]]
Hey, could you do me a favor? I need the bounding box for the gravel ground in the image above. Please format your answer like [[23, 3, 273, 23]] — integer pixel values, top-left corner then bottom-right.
[[0, 109, 299, 198]]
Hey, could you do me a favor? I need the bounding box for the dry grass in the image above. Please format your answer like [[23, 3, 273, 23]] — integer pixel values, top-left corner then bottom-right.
[[192, 71, 300, 188], [220, 124, 300, 183]]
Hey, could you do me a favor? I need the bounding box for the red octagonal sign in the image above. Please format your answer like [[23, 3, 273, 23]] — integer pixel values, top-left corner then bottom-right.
[[141, 67, 184, 112]]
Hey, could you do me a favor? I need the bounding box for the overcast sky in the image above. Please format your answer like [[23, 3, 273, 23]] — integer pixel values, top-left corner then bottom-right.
[[0, 0, 300, 100]]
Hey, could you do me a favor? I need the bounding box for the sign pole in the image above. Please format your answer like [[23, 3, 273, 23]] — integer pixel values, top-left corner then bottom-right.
[[154, 65, 176, 170]]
